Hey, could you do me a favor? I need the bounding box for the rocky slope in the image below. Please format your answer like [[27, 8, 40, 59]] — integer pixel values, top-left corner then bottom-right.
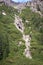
[[32, 0, 43, 12], [0, 3, 43, 65]]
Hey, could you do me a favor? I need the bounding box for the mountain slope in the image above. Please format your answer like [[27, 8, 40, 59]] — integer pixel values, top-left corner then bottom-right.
[[20, 6, 43, 60], [0, 4, 43, 65]]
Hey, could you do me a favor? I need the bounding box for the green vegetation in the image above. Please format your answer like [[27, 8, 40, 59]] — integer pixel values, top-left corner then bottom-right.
[[0, 5, 43, 65], [20, 7, 43, 64], [0, 4, 25, 65], [0, 22, 9, 60]]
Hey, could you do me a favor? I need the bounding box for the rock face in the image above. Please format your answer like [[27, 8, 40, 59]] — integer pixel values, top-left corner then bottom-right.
[[32, 0, 43, 12], [0, 0, 11, 6], [0, 0, 43, 13], [23, 34, 32, 59], [0, 0, 20, 7], [14, 14, 24, 33], [14, 14, 32, 59], [26, 0, 43, 13], [0, 0, 3, 2]]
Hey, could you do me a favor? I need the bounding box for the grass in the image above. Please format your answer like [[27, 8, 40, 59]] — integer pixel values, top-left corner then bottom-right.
[[19, 7, 43, 64], [0, 5, 43, 65], [0, 4, 25, 65]]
